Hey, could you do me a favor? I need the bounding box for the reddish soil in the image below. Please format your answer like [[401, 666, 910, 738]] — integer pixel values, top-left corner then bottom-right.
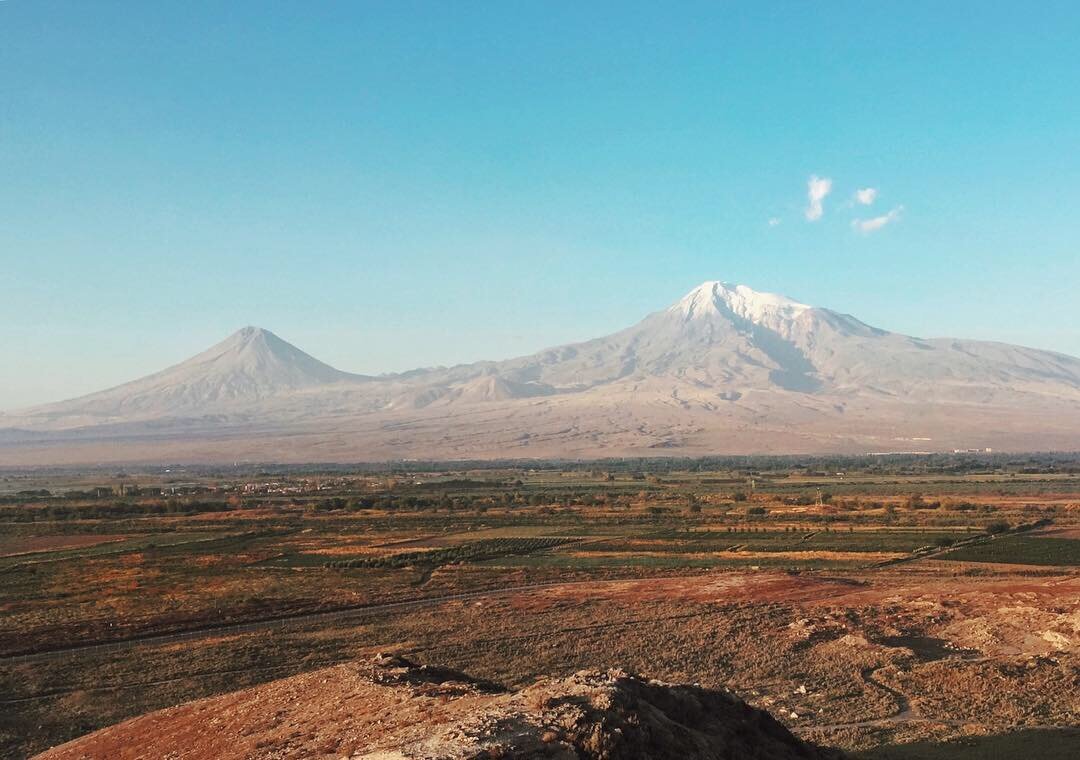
[[0, 535, 126, 557], [507, 571, 864, 611], [34, 655, 844, 760]]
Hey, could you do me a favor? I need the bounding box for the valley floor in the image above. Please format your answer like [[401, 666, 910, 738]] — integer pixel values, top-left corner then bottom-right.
[[1, 462, 1078, 758]]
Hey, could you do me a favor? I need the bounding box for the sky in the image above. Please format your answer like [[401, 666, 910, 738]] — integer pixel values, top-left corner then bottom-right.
[[2, 1, 1079, 409]]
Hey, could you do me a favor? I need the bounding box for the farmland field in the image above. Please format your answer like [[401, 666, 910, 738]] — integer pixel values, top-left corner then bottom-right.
[[940, 535, 1080, 566], [1, 454, 1078, 758]]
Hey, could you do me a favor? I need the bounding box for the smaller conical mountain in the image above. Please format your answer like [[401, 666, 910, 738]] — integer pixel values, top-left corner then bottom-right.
[[20, 327, 365, 423]]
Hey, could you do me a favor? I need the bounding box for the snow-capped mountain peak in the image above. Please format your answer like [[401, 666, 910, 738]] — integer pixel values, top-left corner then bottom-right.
[[669, 281, 810, 326]]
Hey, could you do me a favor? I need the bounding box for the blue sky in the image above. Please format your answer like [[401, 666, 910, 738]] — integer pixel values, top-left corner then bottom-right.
[[3, 2, 1079, 408]]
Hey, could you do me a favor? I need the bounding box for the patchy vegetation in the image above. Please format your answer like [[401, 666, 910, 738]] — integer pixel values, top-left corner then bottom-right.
[[1, 455, 1077, 758]]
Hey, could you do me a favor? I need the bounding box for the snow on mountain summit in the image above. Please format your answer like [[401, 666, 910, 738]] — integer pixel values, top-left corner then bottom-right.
[[669, 281, 810, 326]]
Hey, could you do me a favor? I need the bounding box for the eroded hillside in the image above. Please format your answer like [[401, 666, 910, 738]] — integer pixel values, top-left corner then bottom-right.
[[35, 655, 846, 760]]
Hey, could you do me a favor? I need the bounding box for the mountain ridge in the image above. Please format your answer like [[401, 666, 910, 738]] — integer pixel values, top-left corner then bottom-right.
[[4, 281, 1080, 463]]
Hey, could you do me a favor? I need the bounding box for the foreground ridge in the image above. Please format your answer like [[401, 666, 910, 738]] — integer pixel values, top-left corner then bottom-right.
[[36, 654, 846, 759]]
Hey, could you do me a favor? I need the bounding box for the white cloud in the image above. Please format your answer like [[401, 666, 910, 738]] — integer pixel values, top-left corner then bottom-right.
[[854, 187, 878, 205], [804, 175, 832, 221], [767, 217, 781, 227], [852, 205, 903, 233]]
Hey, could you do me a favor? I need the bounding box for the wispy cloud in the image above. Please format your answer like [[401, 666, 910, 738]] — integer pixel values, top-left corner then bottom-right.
[[805, 175, 832, 221], [767, 217, 781, 227], [852, 205, 903, 233], [854, 187, 878, 205]]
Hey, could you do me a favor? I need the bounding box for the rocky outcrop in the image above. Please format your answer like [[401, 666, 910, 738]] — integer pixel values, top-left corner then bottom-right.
[[37, 654, 845, 759]]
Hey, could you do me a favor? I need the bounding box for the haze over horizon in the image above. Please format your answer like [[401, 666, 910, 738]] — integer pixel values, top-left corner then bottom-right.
[[6, 278, 1080, 465], [8, 278, 1080, 415], [3, 2, 1079, 408]]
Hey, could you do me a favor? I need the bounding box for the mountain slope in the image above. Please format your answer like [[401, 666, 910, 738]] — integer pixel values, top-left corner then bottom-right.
[[455, 280, 1080, 403], [4, 281, 1080, 463], [14, 327, 368, 424]]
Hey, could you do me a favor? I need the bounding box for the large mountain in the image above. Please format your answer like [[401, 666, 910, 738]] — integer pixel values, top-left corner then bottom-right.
[[4, 281, 1080, 464]]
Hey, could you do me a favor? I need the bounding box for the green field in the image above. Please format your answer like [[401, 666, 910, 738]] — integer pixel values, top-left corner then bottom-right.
[[860, 728, 1080, 760], [940, 535, 1080, 566]]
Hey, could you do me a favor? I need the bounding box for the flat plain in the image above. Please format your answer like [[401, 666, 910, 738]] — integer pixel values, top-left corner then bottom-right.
[[1, 455, 1077, 758]]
